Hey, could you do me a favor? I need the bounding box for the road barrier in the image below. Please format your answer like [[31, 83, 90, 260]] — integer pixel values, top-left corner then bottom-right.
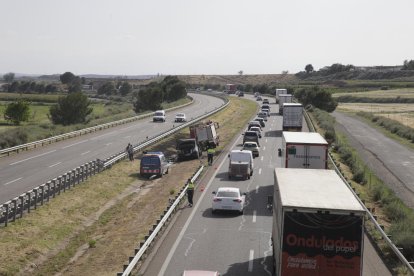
[[0, 96, 195, 157], [118, 165, 204, 276], [0, 93, 229, 227], [304, 108, 414, 274]]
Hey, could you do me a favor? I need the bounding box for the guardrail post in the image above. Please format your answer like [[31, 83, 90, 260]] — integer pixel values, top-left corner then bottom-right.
[[19, 196, 24, 218], [40, 184, 45, 206], [3, 204, 9, 227], [34, 188, 38, 210], [12, 199, 17, 222], [80, 165, 85, 182], [54, 178, 59, 196], [76, 168, 80, 185], [27, 192, 31, 213], [46, 181, 51, 202]]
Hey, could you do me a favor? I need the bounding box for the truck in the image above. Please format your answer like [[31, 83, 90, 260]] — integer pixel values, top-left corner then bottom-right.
[[225, 84, 237, 94], [275, 88, 288, 103], [278, 94, 293, 115], [176, 138, 201, 161], [189, 121, 220, 151], [228, 150, 254, 180], [282, 103, 303, 131], [280, 131, 328, 169], [272, 168, 365, 276]]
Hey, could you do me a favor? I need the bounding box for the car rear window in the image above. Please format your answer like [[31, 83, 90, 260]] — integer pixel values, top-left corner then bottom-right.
[[141, 156, 161, 165], [245, 132, 257, 137], [155, 112, 164, 116], [217, 191, 239, 198], [244, 143, 256, 148]]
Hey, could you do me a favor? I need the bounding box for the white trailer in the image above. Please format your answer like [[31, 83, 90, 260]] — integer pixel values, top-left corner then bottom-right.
[[281, 131, 328, 169], [278, 94, 293, 115], [272, 168, 365, 276], [282, 103, 303, 131], [275, 88, 288, 103]]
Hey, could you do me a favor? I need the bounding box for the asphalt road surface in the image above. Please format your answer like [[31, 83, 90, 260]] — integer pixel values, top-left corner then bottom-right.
[[0, 93, 225, 203], [140, 96, 391, 276], [333, 111, 414, 209]]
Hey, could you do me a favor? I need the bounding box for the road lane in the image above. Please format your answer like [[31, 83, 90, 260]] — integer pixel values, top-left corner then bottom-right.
[[0, 93, 224, 203]]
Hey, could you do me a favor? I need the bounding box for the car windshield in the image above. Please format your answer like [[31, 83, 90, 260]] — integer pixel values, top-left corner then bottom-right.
[[155, 112, 164, 116], [217, 191, 239, 198], [176, 114, 184, 117]]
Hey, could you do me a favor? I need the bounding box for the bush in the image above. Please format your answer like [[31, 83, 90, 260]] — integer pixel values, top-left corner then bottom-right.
[[383, 200, 408, 222], [352, 169, 366, 184], [0, 129, 29, 149]]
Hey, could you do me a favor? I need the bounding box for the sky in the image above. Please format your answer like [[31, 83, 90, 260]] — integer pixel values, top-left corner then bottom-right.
[[1, 0, 413, 76]]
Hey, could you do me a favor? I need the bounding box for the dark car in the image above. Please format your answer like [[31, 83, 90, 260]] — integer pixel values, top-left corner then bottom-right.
[[253, 117, 265, 127], [242, 131, 260, 146], [140, 152, 170, 178]]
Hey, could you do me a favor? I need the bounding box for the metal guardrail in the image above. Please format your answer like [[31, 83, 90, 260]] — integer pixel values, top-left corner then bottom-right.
[[119, 166, 204, 276], [0, 96, 195, 157], [304, 108, 414, 274], [0, 93, 229, 227]]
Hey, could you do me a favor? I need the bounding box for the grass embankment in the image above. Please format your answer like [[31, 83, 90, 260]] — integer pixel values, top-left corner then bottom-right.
[[310, 108, 414, 275], [0, 96, 257, 275]]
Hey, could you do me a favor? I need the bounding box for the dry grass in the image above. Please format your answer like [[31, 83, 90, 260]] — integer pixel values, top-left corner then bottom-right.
[[334, 88, 414, 98], [0, 96, 257, 276]]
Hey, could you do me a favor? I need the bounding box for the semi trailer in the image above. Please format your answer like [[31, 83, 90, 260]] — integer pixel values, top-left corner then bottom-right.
[[282, 103, 303, 131]]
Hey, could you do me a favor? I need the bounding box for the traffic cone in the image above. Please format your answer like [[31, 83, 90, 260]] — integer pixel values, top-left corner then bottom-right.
[[200, 185, 205, 192]]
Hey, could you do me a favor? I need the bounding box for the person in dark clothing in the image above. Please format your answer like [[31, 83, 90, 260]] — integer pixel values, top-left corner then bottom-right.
[[187, 178, 195, 207], [126, 143, 134, 161]]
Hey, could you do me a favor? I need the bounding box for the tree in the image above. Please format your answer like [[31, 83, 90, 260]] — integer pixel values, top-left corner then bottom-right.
[[3, 72, 15, 83], [59, 72, 76, 84], [238, 70, 243, 75], [4, 100, 30, 125], [294, 86, 337, 112], [133, 87, 163, 113], [402, 60, 414, 70], [68, 76, 82, 93], [119, 81, 132, 96], [49, 92, 92, 125], [305, 64, 314, 74], [97, 81, 116, 95]]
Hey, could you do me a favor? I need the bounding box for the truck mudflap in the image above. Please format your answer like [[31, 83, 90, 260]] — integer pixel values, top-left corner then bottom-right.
[[281, 212, 363, 276]]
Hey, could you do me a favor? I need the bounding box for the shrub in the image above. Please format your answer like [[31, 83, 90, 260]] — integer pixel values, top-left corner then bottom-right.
[[352, 169, 366, 184], [0, 129, 29, 149]]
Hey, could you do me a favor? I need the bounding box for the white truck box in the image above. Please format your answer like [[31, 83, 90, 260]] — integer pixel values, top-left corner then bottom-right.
[[281, 131, 328, 169], [282, 103, 303, 131], [275, 88, 288, 103], [272, 168, 365, 276], [278, 94, 293, 115]]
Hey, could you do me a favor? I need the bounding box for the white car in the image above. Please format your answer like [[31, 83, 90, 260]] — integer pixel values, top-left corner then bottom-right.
[[257, 111, 268, 121], [249, 126, 262, 138], [242, 141, 260, 157], [175, 113, 187, 122], [212, 187, 246, 214], [153, 110, 166, 122], [261, 108, 270, 117]]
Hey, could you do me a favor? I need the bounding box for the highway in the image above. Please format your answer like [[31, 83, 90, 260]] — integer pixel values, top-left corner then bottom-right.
[[0, 93, 225, 203], [140, 95, 391, 276]]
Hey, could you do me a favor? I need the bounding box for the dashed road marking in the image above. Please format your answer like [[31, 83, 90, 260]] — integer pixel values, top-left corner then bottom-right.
[[81, 151, 91, 155], [62, 140, 88, 149], [49, 162, 61, 168], [4, 177, 22, 186], [10, 150, 56, 165], [253, 210, 257, 223], [249, 250, 254, 272], [256, 185, 259, 194], [263, 146, 266, 150], [259, 168, 262, 175], [261, 156, 264, 161]]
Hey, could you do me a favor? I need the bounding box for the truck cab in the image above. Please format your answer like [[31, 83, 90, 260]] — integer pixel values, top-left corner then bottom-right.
[[176, 138, 201, 161]]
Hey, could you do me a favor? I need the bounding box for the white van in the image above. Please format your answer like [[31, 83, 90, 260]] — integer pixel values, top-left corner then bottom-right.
[[153, 110, 166, 122], [228, 150, 254, 180]]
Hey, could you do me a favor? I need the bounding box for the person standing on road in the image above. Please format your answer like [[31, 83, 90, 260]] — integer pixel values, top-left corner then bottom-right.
[[187, 178, 195, 207], [126, 143, 134, 161], [207, 146, 215, 165]]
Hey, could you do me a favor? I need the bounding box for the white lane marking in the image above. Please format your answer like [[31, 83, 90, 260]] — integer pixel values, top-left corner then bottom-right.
[[265, 139, 268, 143], [253, 210, 257, 223], [105, 143, 112, 146], [81, 151, 90, 155], [4, 177, 22, 186], [261, 156, 264, 161], [256, 185, 259, 194], [248, 250, 254, 272], [62, 140, 87, 149], [158, 133, 242, 276], [9, 150, 56, 165], [259, 168, 262, 175], [263, 146, 266, 150], [89, 131, 116, 140], [262, 233, 273, 276], [49, 162, 61, 168], [124, 135, 131, 139], [269, 128, 272, 131]]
